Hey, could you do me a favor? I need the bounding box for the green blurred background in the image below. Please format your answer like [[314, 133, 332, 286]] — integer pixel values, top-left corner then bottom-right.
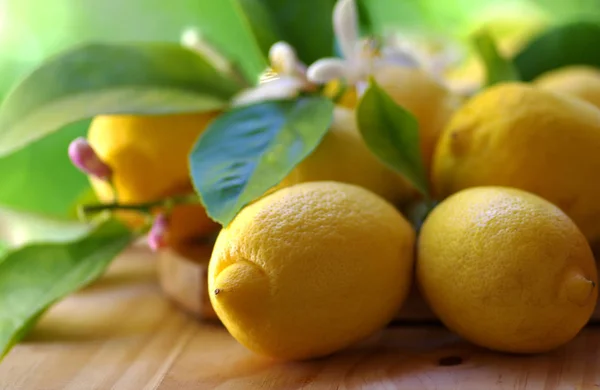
[[0, 0, 598, 219]]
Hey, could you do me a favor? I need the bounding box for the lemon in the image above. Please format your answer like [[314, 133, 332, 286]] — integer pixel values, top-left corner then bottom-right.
[[277, 106, 416, 205], [432, 82, 600, 244], [87, 112, 220, 245], [208, 181, 415, 360], [418, 186, 598, 353], [534, 65, 600, 109], [325, 67, 461, 176], [375, 66, 462, 174]]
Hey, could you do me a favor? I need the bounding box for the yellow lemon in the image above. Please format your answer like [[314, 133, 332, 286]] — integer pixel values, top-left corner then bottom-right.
[[375, 67, 462, 175], [87, 112, 220, 245], [277, 106, 416, 205], [324, 67, 462, 176], [432, 82, 600, 244], [534, 65, 600, 109], [208, 181, 415, 360], [418, 186, 598, 353]]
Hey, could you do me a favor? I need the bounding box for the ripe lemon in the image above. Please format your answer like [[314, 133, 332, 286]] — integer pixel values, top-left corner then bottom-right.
[[375, 66, 462, 174], [324, 66, 462, 175], [432, 82, 600, 244], [208, 181, 415, 360], [277, 106, 416, 205], [534, 65, 600, 109], [418, 186, 598, 354], [87, 112, 220, 245]]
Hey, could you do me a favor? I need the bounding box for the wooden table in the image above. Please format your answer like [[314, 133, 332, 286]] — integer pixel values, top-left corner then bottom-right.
[[2, 247, 600, 390]]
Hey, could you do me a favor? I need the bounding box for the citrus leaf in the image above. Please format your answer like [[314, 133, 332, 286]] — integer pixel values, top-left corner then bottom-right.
[[189, 96, 334, 226], [258, 0, 337, 64], [0, 206, 93, 249], [196, 0, 280, 82], [0, 42, 243, 157], [0, 218, 133, 359], [472, 30, 521, 86], [357, 79, 429, 197], [356, 0, 426, 35], [514, 21, 600, 81], [0, 120, 90, 218]]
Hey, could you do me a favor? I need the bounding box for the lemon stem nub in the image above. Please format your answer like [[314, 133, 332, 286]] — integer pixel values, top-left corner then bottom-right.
[[214, 288, 222, 295], [564, 272, 597, 306]]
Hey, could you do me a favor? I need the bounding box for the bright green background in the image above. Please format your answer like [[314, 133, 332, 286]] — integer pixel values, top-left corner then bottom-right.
[[0, 0, 599, 219]]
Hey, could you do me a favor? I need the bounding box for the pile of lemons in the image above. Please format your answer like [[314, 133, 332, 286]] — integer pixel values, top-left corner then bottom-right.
[[87, 61, 600, 361]]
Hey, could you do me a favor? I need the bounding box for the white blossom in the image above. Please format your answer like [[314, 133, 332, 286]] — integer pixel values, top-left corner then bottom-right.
[[231, 41, 314, 107], [306, 0, 464, 90], [306, 0, 422, 87]]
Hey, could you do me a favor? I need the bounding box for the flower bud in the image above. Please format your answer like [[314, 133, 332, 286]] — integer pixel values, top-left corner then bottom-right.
[[148, 213, 169, 252], [269, 41, 302, 76], [68, 137, 112, 180]]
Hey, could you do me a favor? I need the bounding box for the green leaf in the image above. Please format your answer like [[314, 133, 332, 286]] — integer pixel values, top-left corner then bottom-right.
[[259, 0, 337, 64], [196, 0, 281, 82], [0, 42, 243, 157], [472, 30, 521, 86], [356, 79, 429, 197], [189, 96, 335, 226], [356, 0, 426, 36], [0, 241, 7, 258], [513, 21, 600, 81], [0, 218, 133, 358], [0, 206, 93, 249], [0, 120, 90, 218]]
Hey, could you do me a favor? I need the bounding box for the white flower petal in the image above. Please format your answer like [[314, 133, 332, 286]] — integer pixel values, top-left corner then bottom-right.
[[355, 80, 368, 97], [269, 41, 300, 75], [232, 77, 304, 107], [333, 0, 359, 60], [306, 58, 347, 84], [380, 47, 422, 69]]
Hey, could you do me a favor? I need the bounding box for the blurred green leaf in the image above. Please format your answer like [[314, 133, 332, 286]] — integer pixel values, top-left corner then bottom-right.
[[259, 0, 337, 64], [514, 21, 600, 81], [472, 30, 521, 86], [0, 42, 242, 157], [195, 0, 280, 83], [357, 79, 429, 197], [0, 121, 89, 217], [535, 0, 600, 23], [0, 218, 133, 359], [356, 0, 425, 36], [190, 96, 334, 226], [0, 206, 93, 249], [66, 186, 99, 220]]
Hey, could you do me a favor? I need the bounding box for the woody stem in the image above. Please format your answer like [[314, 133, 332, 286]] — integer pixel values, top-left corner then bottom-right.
[[79, 194, 201, 217]]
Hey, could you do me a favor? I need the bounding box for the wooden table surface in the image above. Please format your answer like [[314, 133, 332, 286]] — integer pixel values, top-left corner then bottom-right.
[[2, 246, 600, 390]]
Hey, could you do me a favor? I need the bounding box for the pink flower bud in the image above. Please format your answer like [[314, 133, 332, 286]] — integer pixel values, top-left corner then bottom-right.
[[68, 137, 112, 180], [148, 213, 169, 252]]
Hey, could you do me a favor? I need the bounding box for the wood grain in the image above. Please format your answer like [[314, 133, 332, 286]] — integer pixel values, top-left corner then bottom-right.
[[2, 247, 600, 390]]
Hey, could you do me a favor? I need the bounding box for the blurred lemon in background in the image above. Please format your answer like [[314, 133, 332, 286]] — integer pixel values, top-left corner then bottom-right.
[[432, 82, 600, 244], [87, 112, 220, 245], [535, 66, 600, 109], [277, 106, 417, 205]]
